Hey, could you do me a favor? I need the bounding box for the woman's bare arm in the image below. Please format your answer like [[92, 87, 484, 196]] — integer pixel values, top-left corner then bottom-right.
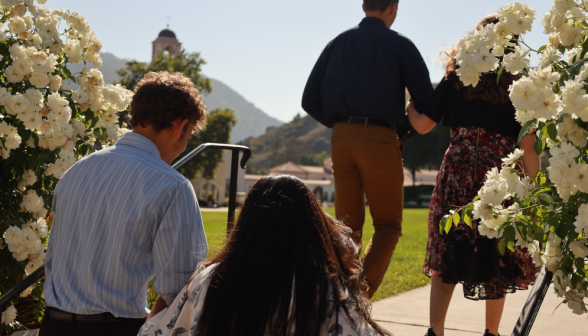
[[519, 134, 540, 177], [407, 99, 437, 134]]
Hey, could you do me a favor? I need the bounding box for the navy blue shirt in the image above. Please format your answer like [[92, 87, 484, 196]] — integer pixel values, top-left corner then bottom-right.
[[302, 17, 433, 128]]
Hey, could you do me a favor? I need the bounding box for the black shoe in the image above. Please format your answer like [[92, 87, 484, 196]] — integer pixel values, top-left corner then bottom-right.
[[483, 330, 500, 336], [425, 328, 437, 336]]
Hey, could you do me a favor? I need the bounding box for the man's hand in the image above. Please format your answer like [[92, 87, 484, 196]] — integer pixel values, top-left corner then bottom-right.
[[146, 296, 168, 321]]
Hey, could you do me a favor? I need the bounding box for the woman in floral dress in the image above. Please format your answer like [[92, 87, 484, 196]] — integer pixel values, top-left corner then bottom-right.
[[138, 175, 391, 336], [406, 15, 540, 336]]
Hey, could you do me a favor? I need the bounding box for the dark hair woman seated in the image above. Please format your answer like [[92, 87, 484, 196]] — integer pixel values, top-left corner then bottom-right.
[[138, 174, 391, 336]]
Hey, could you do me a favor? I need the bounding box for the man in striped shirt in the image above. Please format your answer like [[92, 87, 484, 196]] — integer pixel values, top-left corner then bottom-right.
[[40, 72, 209, 336]]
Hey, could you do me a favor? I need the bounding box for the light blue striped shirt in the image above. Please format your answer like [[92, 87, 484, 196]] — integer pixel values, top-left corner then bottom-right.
[[44, 132, 208, 318]]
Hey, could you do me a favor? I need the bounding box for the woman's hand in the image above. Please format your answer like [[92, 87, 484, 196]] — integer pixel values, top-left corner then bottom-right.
[[407, 98, 437, 134]]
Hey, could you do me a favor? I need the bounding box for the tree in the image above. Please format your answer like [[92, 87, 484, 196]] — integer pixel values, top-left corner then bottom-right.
[[116, 50, 233, 180], [174, 108, 237, 180], [116, 50, 212, 94], [403, 124, 450, 186]]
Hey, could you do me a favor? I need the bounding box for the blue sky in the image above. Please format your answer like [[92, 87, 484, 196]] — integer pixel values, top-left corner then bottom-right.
[[47, 0, 553, 122]]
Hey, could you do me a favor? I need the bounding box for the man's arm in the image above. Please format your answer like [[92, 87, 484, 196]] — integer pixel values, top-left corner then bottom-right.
[[396, 38, 434, 114], [302, 44, 334, 128], [152, 180, 208, 308]]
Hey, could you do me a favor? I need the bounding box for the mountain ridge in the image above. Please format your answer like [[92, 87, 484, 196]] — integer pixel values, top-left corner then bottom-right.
[[71, 52, 283, 142]]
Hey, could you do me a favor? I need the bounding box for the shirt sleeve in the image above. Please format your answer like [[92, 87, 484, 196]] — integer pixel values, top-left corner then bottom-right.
[[422, 78, 451, 123], [302, 42, 335, 128], [395, 36, 434, 114], [152, 180, 208, 306]]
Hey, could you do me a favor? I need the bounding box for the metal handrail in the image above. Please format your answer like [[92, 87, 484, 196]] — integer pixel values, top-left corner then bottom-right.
[[0, 143, 250, 312], [511, 266, 553, 336], [172, 143, 251, 232]]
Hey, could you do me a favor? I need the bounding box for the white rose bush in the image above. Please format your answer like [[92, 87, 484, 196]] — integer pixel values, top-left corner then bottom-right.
[[441, 0, 588, 316], [0, 0, 132, 332]]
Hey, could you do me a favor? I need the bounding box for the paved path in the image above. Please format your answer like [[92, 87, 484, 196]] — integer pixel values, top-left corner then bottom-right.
[[371, 283, 586, 336], [200, 207, 229, 212], [12, 284, 586, 336]]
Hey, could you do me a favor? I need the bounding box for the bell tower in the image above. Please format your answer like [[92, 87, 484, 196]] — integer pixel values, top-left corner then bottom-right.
[[152, 26, 182, 63]]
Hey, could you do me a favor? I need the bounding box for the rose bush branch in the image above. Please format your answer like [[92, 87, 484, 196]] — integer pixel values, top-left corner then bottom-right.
[[0, 0, 133, 333], [445, 0, 588, 315]]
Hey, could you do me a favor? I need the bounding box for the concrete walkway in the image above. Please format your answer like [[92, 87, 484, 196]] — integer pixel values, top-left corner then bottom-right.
[[200, 207, 229, 212], [371, 283, 586, 336], [11, 284, 585, 336]]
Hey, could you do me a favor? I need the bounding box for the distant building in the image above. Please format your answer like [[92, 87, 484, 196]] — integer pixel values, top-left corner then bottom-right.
[[189, 150, 438, 207], [241, 159, 335, 204], [152, 27, 182, 63]]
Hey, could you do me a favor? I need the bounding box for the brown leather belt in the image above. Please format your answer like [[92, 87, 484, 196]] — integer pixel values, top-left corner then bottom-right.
[[336, 116, 394, 130], [47, 307, 144, 323]]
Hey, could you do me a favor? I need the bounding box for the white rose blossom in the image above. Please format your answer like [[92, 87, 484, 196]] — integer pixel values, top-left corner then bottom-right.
[[569, 240, 588, 258], [1, 306, 17, 325], [502, 148, 524, 167]]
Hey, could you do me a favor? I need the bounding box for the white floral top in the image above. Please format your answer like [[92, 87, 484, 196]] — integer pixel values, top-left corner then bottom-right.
[[137, 264, 381, 336]]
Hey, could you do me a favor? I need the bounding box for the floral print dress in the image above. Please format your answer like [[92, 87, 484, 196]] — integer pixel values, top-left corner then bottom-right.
[[138, 264, 381, 336], [422, 127, 539, 300]]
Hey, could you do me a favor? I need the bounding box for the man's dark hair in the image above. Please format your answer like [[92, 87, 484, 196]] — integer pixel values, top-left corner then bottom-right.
[[129, 71, 207, 132], [363, 0, 398, 12]]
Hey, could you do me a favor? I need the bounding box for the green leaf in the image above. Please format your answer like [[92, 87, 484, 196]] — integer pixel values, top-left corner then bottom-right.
[[498, 239, 506, 255], [515, 222, 528, 241], [507, 240, 515, 252], [463, 214, 472, 228], [518, 119, 537, 145], [503, 225, 516, 241], [546, 123, 557, 141], [537, 45, 547, 53], [462, 209, 472, 228], [569, 57, 588, 76], [531, 188, 551, 196], [440, 215, 449, 233], [559, 45, 567, 55], [503, 226, 516, 252], [452, 211, 461, 226], [533, 139, 546, 156], [535, 171, 547, 186], [496, 66, 504, 85], [537, 194, 550, 206], [21, 129, 31, 143], [445, 215, 454, 234], [31, 132, 39, 148]]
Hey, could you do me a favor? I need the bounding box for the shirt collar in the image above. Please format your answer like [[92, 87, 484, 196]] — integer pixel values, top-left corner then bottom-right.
[[359, 17, 386, 26], [117, 132, 161, 159]]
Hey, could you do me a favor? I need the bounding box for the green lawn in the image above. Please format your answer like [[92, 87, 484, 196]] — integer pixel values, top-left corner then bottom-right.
[[201, 208, 431, 301]]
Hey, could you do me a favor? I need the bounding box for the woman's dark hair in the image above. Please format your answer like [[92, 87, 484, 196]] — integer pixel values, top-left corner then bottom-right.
[[196, 175, 391, 336], [363, 0, 398, 12], [442, 14, 520, 105]]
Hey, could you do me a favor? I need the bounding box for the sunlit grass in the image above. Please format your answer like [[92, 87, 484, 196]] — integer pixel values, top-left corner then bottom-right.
[[201, 208, 431, 301]]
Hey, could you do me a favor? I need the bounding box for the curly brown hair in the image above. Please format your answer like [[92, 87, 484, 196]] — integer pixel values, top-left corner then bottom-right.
[[129, 71, 207, 132], [442, 14, 520, 105]]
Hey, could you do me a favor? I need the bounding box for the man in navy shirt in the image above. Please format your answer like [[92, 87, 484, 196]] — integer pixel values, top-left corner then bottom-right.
[[302, 0, 433, 298]]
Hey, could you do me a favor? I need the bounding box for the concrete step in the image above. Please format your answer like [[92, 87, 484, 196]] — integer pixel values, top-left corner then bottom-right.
[[11, 330, 38, 336]]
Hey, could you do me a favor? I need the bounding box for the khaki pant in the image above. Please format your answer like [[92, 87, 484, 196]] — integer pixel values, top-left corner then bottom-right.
[[331, 122, 404, 298]]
